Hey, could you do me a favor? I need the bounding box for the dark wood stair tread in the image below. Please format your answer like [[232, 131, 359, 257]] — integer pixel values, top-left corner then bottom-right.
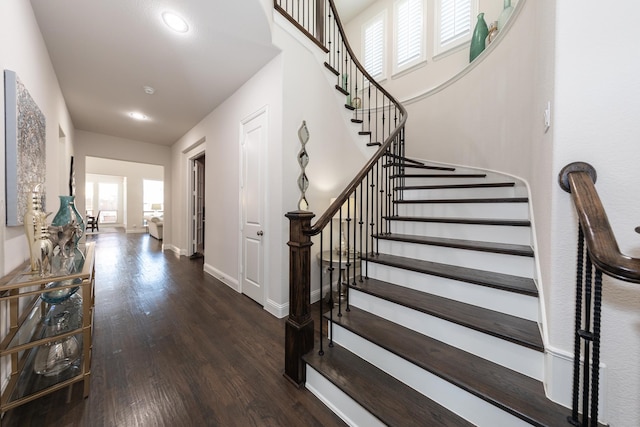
[[363, 253, 538, 296], [391, 173, 487, 179], [324, 62, 339, 76], [367, 142, 381, 147], [326, 307, 571, 427], [303, 342, 474, 427], [335, 85, 349, 95], [385, 153, 425, 166], [385, 215, 531, 227], [374, 233, 534, 257], [397, 182, 515, 190], [394, 197, 528, 204], [351, 118, 363, 123], [351, 276, 543, 350], [384, 162, 456, 171]]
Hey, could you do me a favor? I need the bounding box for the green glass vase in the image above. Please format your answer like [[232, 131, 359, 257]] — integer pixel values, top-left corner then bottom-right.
[[470, 13, 489, 62]]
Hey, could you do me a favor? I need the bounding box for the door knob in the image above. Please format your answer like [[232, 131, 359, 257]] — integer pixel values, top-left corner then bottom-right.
[[257, 230, 264, 236]]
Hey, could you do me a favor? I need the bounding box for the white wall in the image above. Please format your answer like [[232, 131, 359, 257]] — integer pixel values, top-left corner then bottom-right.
[[342, 0, 519, 100], [86, 157, 163, 232], [551, 1, 640, 425], [73, 130, 171, 239], [168, 14, 369, 317], [0, 1, 76, 274], [0, 0, 76, 394]]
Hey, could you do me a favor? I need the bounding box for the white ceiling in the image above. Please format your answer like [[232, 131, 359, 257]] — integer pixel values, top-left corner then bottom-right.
[[30, 0, 279, 146], [29, 0, 374, 147]]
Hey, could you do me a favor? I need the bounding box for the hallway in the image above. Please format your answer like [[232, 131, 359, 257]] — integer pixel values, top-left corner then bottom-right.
[[3, 232, 344, 426]]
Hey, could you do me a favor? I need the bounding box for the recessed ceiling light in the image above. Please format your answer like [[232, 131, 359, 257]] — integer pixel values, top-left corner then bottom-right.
[[143, 85, 155, 95], [129, 112, 148, 121], [162, 11, 189, 33]]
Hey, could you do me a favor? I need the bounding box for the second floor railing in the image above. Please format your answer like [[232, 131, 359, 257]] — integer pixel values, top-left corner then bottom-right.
[[276, 0, 408, 387]]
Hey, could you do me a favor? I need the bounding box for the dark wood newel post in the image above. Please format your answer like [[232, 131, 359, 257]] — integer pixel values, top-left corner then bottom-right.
[[284, 210, 315, 387]]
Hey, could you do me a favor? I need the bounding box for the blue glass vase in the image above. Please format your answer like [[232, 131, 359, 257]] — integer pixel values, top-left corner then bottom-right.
[[50, 195, 85, 255]]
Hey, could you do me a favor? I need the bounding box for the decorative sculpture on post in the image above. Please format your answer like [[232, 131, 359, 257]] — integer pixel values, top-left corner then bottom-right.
[[297, 121, 310, 210]]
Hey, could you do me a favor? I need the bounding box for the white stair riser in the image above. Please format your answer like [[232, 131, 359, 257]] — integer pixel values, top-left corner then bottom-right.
[[393, 176, 497, 186], [388, 221, 532, 246], [400, 186, 516, 200], [349, 290, 543, 380], [363, 262, 539, 322], [330, 325, 532, 427], [376, 240, 534, 278], [305, 367, 385, 427], [396, 202, 529, 220]]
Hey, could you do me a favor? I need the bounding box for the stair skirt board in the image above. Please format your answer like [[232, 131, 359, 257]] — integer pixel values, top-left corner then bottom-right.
[[395, 202, 529, 220], [364, 263, 539, 322], [388, 221, 532, 246], [328, 325, 532, 427], [400, 186, 516, 200], [349, 289, 543, 380], [305, 367, 386, 427], [376, 239, 535, 278]]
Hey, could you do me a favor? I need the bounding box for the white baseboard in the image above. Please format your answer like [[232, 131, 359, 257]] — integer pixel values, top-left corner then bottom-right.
[[265, 298, 288, 318], [204, 263, 240, 292], [544, 345, 608, 424], [125, 228, 147, 234], [163, 244, 182, 257]]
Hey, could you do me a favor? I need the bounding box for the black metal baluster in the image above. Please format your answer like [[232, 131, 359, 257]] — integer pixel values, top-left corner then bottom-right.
[[569, 227, 585, 426], [328, 219, 334, 347], [318, 230, 324, 356], [581, 255, 593, 425], [590, 268, 603, 426], [359, 182, 364, 282]]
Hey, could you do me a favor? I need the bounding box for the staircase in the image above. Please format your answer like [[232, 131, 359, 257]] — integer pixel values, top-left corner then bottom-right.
[[303, 162, 572, 426]]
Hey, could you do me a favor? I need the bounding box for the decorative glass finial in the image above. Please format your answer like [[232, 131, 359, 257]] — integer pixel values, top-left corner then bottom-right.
[[297, 121, 309, 210]]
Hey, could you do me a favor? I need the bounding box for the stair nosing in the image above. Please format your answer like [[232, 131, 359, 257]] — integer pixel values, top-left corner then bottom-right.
[[363, 253, 538, 297], [325, 307, 570, 427], [373, 233, 534, 257], [384, 215, 531, 227], [384, 163, 456, 171], [391, 173, 487, 178], [394, 197, 528, 204], [351, 276, 543, 351], [396, 182, 516, 190]]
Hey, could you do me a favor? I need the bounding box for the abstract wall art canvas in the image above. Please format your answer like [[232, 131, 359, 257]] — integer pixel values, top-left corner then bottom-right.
[[4, 70, 46, 226]]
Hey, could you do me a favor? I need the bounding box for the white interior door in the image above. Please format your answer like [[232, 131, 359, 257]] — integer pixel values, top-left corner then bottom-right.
[[192, 156, 205, 255], [240, 110, 266, 305]]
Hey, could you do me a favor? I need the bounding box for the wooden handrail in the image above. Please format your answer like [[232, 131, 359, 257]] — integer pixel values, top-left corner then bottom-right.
[[304, 0, 408, 236], [560, 162, 640, 283]]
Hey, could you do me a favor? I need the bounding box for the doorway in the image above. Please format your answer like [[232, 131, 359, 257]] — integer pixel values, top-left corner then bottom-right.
[[191, 154, 205, 259]]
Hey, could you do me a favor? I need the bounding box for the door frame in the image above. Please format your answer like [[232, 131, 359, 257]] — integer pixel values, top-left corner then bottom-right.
[[184, 139, 205, 257], [238, 106, 269, 305]]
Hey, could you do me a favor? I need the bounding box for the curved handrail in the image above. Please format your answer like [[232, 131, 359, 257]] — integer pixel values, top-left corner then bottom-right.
[[559, 162, 640, 283], [304, 0, 407, 236]]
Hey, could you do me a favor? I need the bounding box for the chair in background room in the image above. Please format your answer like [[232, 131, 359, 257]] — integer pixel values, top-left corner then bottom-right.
[[86, 211, 100, 232]]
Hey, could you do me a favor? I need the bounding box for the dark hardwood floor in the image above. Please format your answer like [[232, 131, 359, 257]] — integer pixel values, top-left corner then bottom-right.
[[2, 232, 345, 427]]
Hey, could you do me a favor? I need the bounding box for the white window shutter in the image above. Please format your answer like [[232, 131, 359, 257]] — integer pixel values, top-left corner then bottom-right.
[[396, 0, 423, 68], [439, 0, 471, 47], [364, 16, 384, 78]]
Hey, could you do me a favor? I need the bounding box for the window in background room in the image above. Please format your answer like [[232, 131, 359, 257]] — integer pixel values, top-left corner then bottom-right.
[[362, 11, 386, 80], [394, 0, 424, 74], [143, 179, 164, 226], [98, 182, 118, 224], [435, 0, 473, 55], [85, 182, 94, 216]]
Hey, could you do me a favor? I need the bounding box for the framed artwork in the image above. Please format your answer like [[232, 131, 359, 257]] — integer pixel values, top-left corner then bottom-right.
[[4, 70, 47, 226]]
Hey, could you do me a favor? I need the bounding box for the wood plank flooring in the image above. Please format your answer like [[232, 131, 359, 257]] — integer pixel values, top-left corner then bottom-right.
[[2, 232, 344, 427]]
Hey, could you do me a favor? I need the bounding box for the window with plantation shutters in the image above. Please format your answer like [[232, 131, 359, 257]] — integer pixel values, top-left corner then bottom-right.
[[394, 0, 424, 71], [436, 0, 474, 54], [362, 12, 385, 79]]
